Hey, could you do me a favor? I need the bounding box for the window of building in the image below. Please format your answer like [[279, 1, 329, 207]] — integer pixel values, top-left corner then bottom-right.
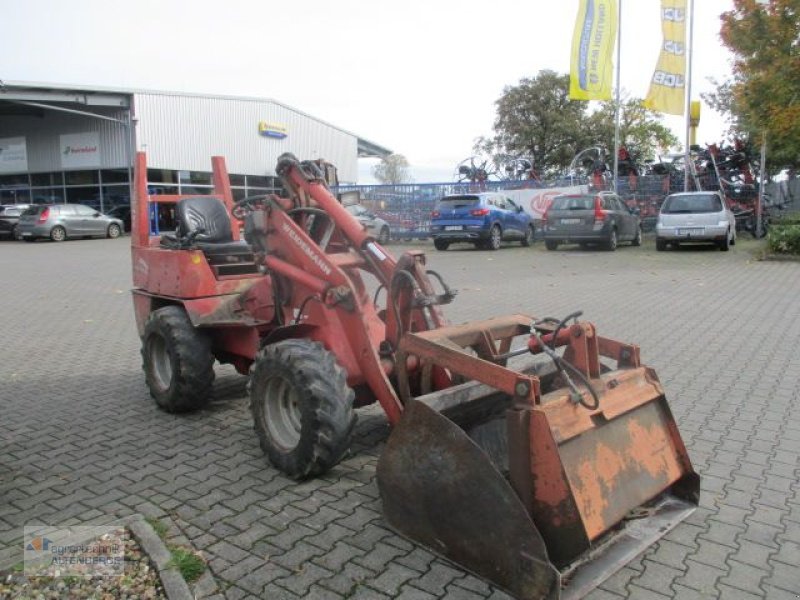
[[180, 185, 214, 196], [65, 170, 100, 185], [179, 171, 212, 185], [147, 169, 178, 184], [0, 173, 30, 186], [100, 169, 129, 184], [0, 189, 31, 204], [229, 174, 246, 186], [102, 185, 130, 209], [31, 172, 63, 187], [31, 187, 64, 204], [66, 186, 101, 210]]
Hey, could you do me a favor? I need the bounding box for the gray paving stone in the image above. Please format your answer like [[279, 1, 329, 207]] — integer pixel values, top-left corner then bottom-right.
[[2, 238, 798, 600]]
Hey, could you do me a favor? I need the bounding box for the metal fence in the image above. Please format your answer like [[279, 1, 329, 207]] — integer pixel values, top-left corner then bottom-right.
[[334, 173, 799, 239]]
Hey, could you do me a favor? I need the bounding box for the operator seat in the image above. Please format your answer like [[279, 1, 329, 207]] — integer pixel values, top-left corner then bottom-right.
[[161, 196, 257, 275]]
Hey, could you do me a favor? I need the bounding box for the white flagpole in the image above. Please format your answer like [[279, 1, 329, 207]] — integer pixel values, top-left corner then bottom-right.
[[683, 0, 695, 192], [613, 0, 622, 193]]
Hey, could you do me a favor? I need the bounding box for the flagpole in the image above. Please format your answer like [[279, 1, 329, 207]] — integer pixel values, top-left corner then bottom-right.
[[683, 0, 695, 192], [613, 0, 622, 193]]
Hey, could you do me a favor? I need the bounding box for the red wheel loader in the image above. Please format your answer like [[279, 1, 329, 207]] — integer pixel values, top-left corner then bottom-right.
[[131, 151, 699, 599]]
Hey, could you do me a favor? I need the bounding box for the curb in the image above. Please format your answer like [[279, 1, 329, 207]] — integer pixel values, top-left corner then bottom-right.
[[125, 515, 194, 600]]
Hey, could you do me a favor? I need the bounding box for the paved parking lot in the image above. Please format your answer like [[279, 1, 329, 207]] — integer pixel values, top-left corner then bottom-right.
[[0, 235, 798, 599]]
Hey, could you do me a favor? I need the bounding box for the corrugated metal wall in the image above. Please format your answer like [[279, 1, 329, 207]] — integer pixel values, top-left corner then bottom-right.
[[134, 93, 359, 182], [0, 108, 130, 172]]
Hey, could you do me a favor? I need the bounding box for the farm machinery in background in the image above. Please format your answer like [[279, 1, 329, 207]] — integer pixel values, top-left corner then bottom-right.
[[131, 150, 698, 599]]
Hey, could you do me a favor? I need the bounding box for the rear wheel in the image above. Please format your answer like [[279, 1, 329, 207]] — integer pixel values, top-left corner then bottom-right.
[[656, 239, 667, 251], [50, 226, 66, 242], [142, 306, 214, 413], [521, 225, 534, 247], [718, 232, 730, 251], [487, 225, 502, 251], [433, 238, 449, 251], [250, 339, 356, 480], [545, 240, 558, 251], [605, 228, 618, 251], [378, 226, 390, 245], [632, 227, 642, 247], [107, 223, 122, 239]]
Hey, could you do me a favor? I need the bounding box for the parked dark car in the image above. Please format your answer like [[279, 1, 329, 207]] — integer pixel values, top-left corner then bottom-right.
[[542, 192, 642, 251], [0, 204, 30, 239], [17, 204, 124, 242], [429, 192, 534, 251], [105, 205, 132, 232]]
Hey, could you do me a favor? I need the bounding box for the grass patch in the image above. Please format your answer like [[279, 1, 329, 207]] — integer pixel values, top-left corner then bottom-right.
[[144, 517, 169, 540], [167, 547, 206, 583]]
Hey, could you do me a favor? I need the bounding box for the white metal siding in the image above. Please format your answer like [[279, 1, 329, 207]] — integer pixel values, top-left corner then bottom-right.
[[134, 94, 358, 182], [0, 108, 130, 172]]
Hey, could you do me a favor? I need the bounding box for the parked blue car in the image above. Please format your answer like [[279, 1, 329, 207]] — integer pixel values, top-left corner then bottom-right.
[[429, 192, 534, 250]]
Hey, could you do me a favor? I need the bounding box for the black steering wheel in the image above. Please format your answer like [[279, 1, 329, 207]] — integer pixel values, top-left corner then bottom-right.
[[232, 194, 270, 220]]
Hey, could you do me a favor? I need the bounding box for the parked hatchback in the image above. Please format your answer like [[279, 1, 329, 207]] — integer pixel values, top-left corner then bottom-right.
[[0, 204, 30, 239], [543, 192, 641, 251], [429, 192, 534, 251], [655, 191, 736, 251], [17, 204, 124, 242]]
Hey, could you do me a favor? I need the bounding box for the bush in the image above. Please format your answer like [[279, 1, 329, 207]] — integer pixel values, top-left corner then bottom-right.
[[767, 221, 800, 255]]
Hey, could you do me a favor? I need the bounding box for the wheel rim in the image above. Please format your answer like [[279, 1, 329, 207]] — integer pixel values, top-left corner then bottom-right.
[[525, 228, 533, 244], [52, 227, 65, 241], [148, 334, 173, 391], [379, 228, 389, 244], [263, 375, 302, 451], [109, 225, 120, 238], [636, 229, 642, 244], [610, 231, 617, 249]]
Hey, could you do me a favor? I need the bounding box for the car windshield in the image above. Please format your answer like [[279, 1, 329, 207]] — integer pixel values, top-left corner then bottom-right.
[[550, 196, 594, 210], [661, 194, 723, 214], [436, 195, 480, 210]]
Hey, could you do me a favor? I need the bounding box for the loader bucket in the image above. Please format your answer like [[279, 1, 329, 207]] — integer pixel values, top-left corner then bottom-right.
[[379, 317, 699, 599]]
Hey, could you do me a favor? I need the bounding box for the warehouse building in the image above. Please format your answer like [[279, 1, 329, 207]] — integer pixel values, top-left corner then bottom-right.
[[0, 82, 390, 213]]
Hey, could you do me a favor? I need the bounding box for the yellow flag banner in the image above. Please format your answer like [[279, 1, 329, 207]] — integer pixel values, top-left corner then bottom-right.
[[569, 0, 618, 101], [644, 0, 687, 115]]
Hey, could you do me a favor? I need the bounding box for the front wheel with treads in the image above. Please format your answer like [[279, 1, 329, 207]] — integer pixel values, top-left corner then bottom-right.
[[250, 339, 356, 480], [142, 306, 215, 413]]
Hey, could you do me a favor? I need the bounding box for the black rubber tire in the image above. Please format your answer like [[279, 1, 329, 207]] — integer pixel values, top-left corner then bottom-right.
[[545, 240, 558, 251], [718, 233, 730, 251], [250, 339, 356, 480], [24, 238, 36, 243], [378, 226, 390, 245], [141, 306, 214, 413], [656, 239, 667, 251], [605, 228, 618, 251], [632, 227, 642, 247], [107, 223, 122, 239], [521, 225, 534, 247], [487, 225, 502, 251], [433, 238, 449, 251], [50, 226, 66, 242]]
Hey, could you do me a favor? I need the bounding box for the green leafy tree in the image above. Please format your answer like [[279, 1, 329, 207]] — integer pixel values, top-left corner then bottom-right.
[[489, 71, 591, 177], [586, 97, 679, 162], [485, 71, 678, 176], [709, 0, 800, 168], [372, 154, 411, 184]]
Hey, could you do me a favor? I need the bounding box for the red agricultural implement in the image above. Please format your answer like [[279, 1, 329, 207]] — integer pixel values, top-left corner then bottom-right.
[[131, 151, 699, 599]]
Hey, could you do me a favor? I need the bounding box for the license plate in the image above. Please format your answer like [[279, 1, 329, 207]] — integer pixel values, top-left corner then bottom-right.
[[561, 218, 581, 225], [678, 228, 703, 236], [445, 225, 462, 231]]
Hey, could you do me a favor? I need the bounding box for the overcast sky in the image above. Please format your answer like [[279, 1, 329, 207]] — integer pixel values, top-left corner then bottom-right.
[[2, 0, 734, 183]]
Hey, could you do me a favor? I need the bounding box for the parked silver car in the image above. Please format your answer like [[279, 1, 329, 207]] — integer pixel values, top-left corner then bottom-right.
[[656, 191, 736, 251], [17, 204, 124, 242], [345, 203, 390, 244]]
